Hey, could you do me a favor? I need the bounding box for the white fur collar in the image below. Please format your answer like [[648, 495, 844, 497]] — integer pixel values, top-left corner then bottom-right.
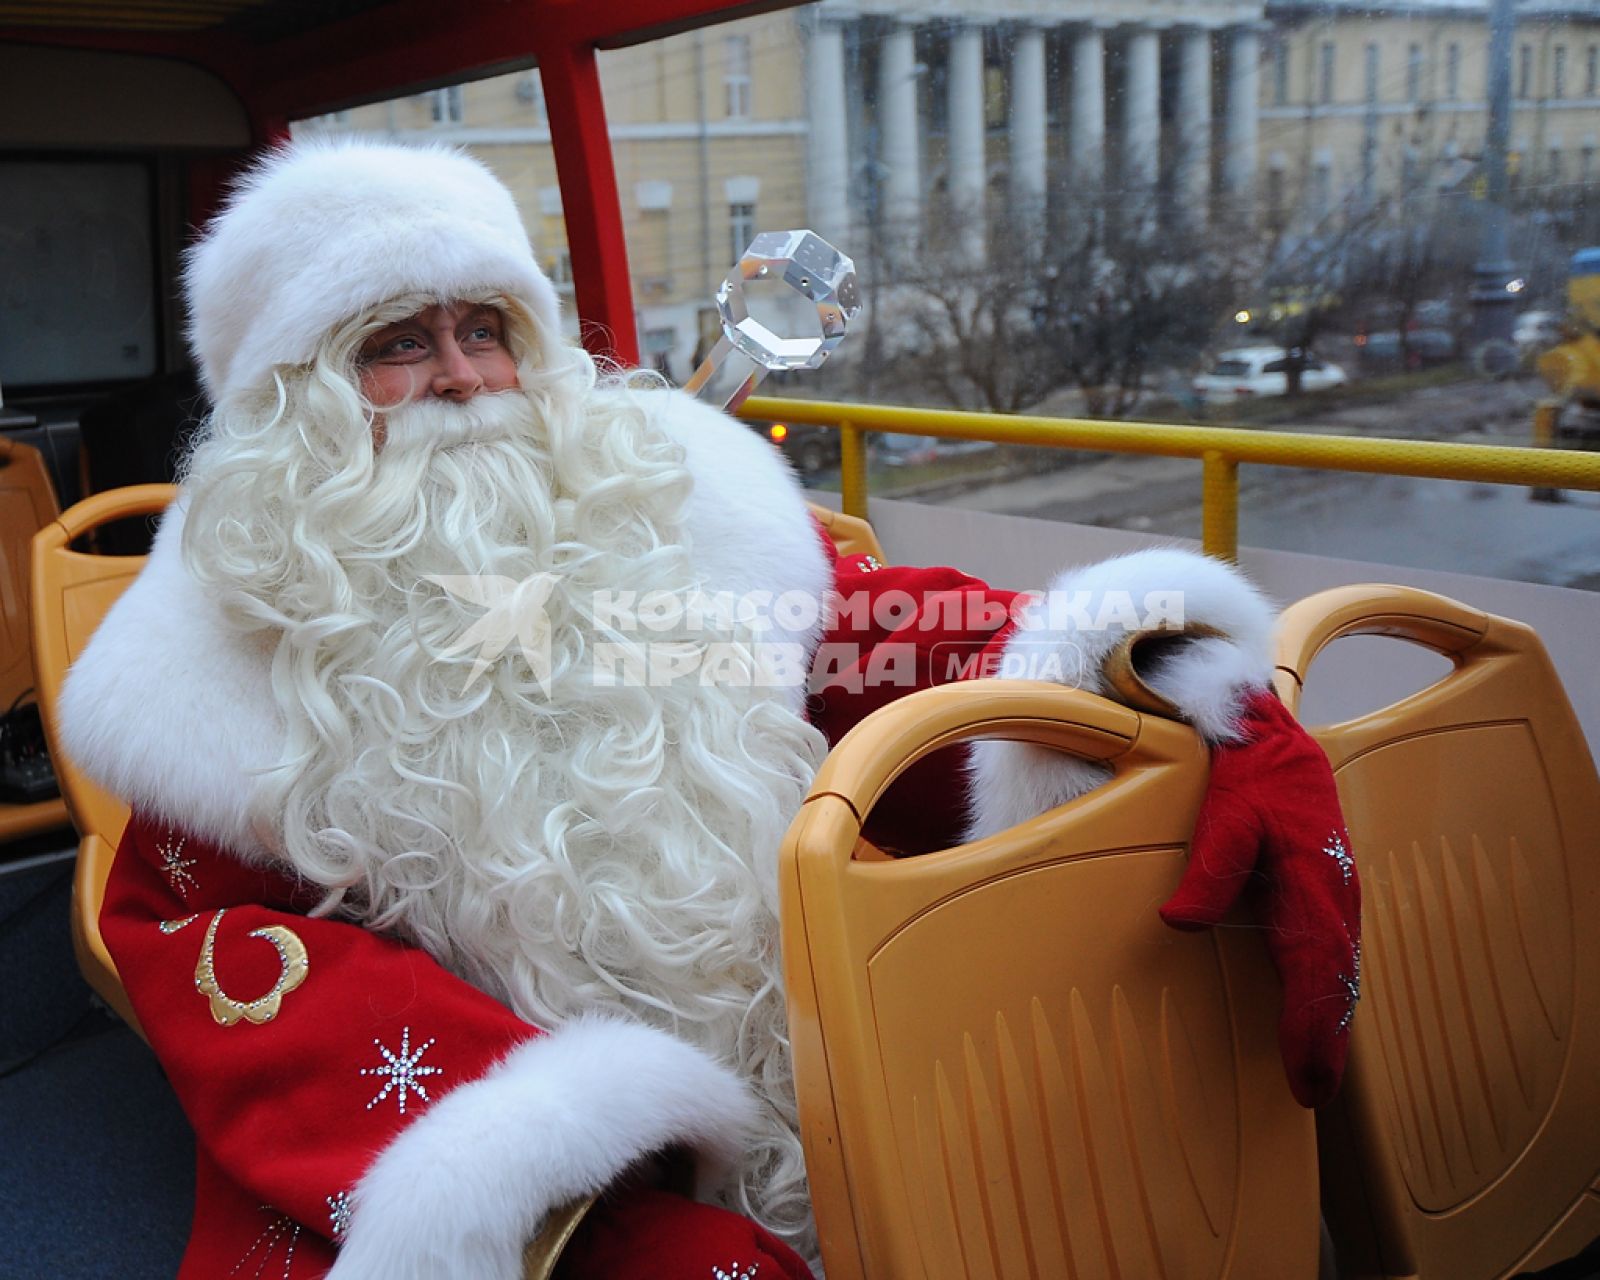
[[58, 391, 829, 857]]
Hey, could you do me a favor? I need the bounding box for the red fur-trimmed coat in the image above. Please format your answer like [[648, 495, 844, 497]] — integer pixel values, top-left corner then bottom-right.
[[73, 400, 1277, 1277]]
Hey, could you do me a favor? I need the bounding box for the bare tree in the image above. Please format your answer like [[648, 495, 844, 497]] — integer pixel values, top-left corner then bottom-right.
[[874, 191, 1248, 417]]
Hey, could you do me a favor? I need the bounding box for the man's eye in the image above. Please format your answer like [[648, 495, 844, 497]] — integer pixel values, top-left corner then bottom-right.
[[467, 325, 497, 343], [380, 336, 424, 357]]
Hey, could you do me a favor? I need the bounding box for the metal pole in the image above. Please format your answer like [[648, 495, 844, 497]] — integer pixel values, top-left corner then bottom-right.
[[1471, 0, 1518, 369]]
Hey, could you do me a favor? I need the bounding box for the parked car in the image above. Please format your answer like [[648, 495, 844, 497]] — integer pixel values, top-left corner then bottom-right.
[[873, 433, 942, 468], [1355, 328, 1458, 372], [1513, 310, 1565, 360], [1191, 347, 1347, 405], [748, 420, 840, 476]]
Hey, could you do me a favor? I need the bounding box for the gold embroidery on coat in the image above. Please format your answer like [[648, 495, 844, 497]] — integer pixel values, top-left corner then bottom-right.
[[194, 909, 310, 1027], [159, 915, 199, 934]]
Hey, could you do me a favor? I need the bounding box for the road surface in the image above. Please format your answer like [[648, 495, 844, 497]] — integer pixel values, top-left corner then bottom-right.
[[929, 376, 1600, 591]]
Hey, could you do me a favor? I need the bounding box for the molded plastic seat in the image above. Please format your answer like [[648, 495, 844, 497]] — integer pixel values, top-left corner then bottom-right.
[[1274, 585, 1600, 1279], [32, 483, 176, 1037], [0, 437, 70, 841], [781, 679, 1320, 1279]]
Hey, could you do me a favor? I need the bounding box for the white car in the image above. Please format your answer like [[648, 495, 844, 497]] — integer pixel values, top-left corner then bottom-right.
[[1513, 310, 1564, 360], [1192, 346, 1348, 406]]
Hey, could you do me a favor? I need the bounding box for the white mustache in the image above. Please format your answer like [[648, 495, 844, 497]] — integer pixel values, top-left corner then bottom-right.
[[378, 390, 531, 457]]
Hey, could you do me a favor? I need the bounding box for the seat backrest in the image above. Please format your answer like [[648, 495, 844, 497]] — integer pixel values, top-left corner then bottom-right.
[[0, 438, 60, 713], [781, 680, 1319, 1280], [31, 484, 175, 847], [1275, 585, 1600, 1279], [33, 485, 175, 1041]]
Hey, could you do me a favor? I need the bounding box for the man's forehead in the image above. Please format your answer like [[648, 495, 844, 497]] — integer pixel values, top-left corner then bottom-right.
[[370, 300, 503, 330]]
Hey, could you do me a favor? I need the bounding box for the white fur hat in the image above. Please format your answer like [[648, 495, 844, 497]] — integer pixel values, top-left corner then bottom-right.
[[184, 137, 561, 406]]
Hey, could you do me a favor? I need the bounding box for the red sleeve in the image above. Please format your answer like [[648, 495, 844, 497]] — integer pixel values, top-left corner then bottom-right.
[[809, 552, 1022, 854], [100, 810, 543, 1246]]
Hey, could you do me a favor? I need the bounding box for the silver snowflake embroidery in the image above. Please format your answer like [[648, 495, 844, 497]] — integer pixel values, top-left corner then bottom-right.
[[360, 1027, 442, 1114], [228, 1209, 301, 1278], [158, 914, 199, 934], [326, 1190, 352, 1240], [157, 831, 199, 898], [1323, 831, 1355, 884], [858, 555, 882, 572], [712, 1264, 760, 1280], [1336, 939, 1363, 1034]]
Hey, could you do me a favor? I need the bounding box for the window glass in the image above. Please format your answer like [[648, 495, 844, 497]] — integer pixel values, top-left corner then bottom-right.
[[0, 159, 157, 389], [298, 1, 1600, 588]]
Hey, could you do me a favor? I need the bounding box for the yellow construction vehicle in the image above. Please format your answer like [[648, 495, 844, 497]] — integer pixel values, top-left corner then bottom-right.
[[1536, 248, 1600, 442]]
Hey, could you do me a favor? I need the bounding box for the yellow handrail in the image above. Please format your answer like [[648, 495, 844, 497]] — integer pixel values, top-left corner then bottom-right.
[[740, 395, 1600, 561]]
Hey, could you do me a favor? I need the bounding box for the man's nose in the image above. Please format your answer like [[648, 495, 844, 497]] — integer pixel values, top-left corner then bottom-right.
[[430, 338, 484, 401]]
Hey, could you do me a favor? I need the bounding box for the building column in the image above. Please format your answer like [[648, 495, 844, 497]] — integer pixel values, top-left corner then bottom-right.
[[1069, 25, 1106, 192], [879, 18, 922, 247], [1224, 25, 1262, 212], [1009, 22, 1048, 233], [806, 17, 851, 249], [948, 21, 986, 258], [1123, 26, 1161, 192], [1175, 26, 1213, 223]]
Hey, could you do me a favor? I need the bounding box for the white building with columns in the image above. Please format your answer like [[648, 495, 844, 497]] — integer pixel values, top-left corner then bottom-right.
[[804, 0, 1271, 255]]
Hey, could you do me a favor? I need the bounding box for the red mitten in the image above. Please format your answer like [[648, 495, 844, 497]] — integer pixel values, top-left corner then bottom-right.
[[1160, 689, 1361, 1108], [553, 1186, 813, 1280]]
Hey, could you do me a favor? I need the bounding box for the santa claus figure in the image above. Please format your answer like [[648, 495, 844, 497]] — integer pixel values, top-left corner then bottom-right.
[[59, 140, 1358, 1278]]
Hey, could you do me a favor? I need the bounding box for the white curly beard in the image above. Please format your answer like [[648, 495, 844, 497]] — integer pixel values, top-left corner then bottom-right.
[[181, 364, 827, 1259]]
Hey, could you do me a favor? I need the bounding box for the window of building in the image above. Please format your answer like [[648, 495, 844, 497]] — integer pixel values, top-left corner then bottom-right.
[[729, 201, 756, 264], [1273, 39, 1290, 106], [1406, 43, 1423, 102], [1554, 46, 1567, 98], [1446, 42, 1461, 99], [724, 34, 752, 118], [515, 72, 547, 125], [1401, 149, 1419, 195], [431, 85, 464, 124], [1549, 148, 1563, 183], [1518, 43, 1532, 99], [1319, 41, 1336, 104], [1588, 46, 1598, 96], [1364, 42, 1380, 105], [1312, 159, 1333, 219]]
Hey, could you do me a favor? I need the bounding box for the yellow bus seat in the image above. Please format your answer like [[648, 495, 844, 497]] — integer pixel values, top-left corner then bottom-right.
[[1274, 585, 1600, 1279], [807, 502, 886, 565], [0, 437, 71, 842], [781, 680, 1320, 1280], [32, 483, 177, 1038]]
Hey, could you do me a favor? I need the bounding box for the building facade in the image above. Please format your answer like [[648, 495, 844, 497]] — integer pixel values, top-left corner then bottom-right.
[[304, 1, 1600, 375], [1262, 1, 1600, 231]]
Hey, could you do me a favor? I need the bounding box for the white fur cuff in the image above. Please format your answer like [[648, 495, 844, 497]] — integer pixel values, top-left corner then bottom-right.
[[329, 1016, 758, 1280], [963, 548, 1276, 843]]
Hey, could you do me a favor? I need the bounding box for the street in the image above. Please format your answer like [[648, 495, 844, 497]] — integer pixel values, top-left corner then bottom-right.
[[924, 375, 1600, 591]]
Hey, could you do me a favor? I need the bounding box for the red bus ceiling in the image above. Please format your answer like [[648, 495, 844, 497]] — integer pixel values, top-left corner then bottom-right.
[[0, 0, 811, 365]]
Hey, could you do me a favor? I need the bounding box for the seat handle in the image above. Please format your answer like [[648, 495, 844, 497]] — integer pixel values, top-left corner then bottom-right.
[[804, 679, 1166, 831], [1272, 584, 1488, 713], [44, 483, 178, 546]]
